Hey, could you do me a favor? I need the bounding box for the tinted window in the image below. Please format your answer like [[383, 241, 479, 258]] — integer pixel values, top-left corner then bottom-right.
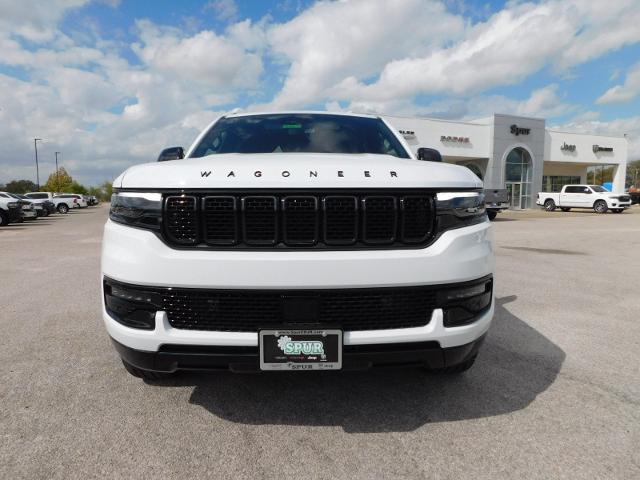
[[590, 186, 607, 192], [564, 186, 582, 193], [190, 114, 410, 159], [27, 193, 48, 199]]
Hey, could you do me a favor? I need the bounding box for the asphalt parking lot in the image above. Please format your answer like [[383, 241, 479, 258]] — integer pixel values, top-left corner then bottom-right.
[[1, 205, 638, 479]]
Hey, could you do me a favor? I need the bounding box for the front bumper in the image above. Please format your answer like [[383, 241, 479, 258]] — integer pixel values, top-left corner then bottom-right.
[[486, 202, 509, 211], [102, 219, 494, 355], [7, 207, 22, 223], [21, 210, 37, 219], [610, 201, 631, 208], [112, 334, 487, 372]]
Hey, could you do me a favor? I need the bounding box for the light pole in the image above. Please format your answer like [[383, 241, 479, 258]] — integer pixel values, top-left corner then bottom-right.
[[54, 152, 61, 193], [34, 138, 42, 189]]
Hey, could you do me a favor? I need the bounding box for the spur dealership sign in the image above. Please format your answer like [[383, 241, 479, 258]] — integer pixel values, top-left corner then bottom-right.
[[510, 124, 531, 136]]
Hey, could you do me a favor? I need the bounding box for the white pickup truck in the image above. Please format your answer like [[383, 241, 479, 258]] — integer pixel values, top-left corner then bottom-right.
[[26, 192, 76, 214], [537, 185, 631, 213]]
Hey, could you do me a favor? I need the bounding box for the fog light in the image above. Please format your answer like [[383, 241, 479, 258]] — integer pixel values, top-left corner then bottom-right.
[[438, 278, 492, 327], [104, 279, 161, 330]]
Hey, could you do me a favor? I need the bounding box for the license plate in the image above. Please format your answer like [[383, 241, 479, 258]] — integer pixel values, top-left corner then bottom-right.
[[259, 329, 342, 371]]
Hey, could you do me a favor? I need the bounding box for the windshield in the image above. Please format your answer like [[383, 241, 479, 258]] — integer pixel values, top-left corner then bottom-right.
[[190, 114, 410, 159], [589, 186, 607, 192]]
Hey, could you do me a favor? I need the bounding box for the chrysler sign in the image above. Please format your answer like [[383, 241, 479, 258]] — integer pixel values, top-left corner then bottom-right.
[[592, 145, 613, 153]]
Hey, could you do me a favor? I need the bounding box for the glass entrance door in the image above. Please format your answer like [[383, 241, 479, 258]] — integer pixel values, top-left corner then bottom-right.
[[504, 148, 532, 209], [506, 183, 522, 209]]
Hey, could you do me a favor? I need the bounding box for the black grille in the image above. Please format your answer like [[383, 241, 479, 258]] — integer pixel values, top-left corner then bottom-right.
[[161, 286, 437, 332], [162, 191, 435, 249], [618, 195, 630, 202]]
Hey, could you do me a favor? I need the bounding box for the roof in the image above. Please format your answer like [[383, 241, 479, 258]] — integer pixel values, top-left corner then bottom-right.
[[224, 110, 379, 119]]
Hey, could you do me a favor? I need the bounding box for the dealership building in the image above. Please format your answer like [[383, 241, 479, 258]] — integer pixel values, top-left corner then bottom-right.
[[384, 114, 628, 209]]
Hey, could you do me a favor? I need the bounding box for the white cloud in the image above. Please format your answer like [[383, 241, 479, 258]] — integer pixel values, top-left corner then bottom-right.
[[597, 62, 640, 104], [265, 0, 465, 109], [343, 84, 575, 121], [308, 0, 640, 108], [205, 0, 239, 22], [132, 19, 263, 92], [0, 0, 89, 41]]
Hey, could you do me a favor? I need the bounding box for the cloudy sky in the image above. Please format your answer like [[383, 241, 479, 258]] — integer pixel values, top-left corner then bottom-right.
[[1, 0, 640, 186]]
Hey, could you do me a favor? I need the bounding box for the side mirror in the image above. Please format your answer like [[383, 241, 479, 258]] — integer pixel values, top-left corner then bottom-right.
[[416, 147, 442, 162], [157, 146, 184, 162], [584, 188, 591, 194]]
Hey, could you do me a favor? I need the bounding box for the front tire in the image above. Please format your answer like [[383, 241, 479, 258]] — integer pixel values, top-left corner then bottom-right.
[[594, 200, 608, 214], [544, 199, 556, 211], [560, 207, 571, 212], [487, 210, 498, 221], [57, 203, 69, 214], [121, 359, 173, 380], [0, 210, 8, 226]]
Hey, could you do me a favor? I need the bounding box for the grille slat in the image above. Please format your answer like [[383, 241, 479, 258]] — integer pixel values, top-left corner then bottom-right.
[[165, 196, 198, 244], [324, 196, 358, 245], [362, 196, 397, 244], [282, 196, 318, 245], [202, 196, 237, 245], [160, 286, 437, 332], [401, 196, 434, 243], [242, 196, 277, 245], [163, 191, 435, 249]]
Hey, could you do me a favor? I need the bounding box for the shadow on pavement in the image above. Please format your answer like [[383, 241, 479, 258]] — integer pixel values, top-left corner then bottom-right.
[[147, 296, 565, 433]]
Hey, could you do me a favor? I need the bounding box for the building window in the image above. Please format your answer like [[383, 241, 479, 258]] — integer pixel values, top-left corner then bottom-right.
[[542, 175, 581, 192]]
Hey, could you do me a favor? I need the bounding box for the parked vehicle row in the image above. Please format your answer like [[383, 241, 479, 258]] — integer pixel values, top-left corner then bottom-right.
[[0, 191, 99, 226], [536, 185, 632, 214]]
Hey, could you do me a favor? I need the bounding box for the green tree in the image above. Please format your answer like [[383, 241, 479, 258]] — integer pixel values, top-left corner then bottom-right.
[[626, 159, 640, 188], [42, 167, 73, 193], [87, 186, 102, 198], [69, 180, 88, 195], [100, 180, 113, 201], [4, 179, 38, 193]]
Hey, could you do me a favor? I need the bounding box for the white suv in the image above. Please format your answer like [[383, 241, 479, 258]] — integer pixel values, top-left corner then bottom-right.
[[102, 112, 494, 379]]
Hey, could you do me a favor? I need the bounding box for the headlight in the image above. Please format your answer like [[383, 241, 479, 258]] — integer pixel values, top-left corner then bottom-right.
[[109, 192, 161, 230], [436, 191, 487, 232], [7, 202, 18, 208]]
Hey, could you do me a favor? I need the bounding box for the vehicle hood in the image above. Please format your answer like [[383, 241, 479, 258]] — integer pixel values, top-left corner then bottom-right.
[[118, 153, 482, 190]]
